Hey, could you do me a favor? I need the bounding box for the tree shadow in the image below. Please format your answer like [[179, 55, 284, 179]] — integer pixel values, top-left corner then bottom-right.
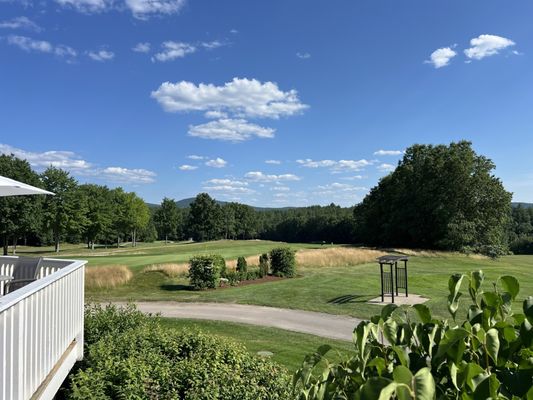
[[327, 294, 364, 304], [160, 284, 195, 292]]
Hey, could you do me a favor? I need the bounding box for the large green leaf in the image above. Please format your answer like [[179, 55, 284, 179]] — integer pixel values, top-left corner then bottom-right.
[[499, 276, 519, 300], [435, 328, 469, 360], [524, 296, 533, 325], [485, 328, 500, 364], [469, 270, 484, 303], [412, 367, 436, 400], [413, 304, 432, 324], [448, 274, 465, 319], [354, 377, 393, 400]]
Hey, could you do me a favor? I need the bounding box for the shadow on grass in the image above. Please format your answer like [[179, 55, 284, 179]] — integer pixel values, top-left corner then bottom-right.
[[327, 294, 364, 304], [160, 284, 195, 292]]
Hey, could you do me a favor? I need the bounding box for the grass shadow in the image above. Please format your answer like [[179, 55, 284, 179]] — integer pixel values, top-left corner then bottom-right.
[[327, 294, 364, 304], [160, 284, 195, 292]]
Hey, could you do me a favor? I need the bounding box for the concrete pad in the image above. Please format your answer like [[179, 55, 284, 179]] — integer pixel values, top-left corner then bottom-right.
[[367, 293, 428, 306]]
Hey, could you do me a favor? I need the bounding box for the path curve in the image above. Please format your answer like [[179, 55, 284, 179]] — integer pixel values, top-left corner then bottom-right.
[[116, 302, 360, 341]]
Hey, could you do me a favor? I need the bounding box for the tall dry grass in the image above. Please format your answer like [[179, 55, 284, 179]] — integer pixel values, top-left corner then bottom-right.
[[226, 255, 260, 270], [296, 247, 388, 268], [85, 265, 133, 289], [143, 263, 189, 278]]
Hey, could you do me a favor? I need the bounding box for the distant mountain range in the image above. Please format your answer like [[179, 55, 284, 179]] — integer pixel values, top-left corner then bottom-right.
[[148, 199, 533, 211], [147, 197, 294, 212]]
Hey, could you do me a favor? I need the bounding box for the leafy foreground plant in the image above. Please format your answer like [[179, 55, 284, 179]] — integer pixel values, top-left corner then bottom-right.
[[63, 304, 291, 399], [293, 271, 533, 399]]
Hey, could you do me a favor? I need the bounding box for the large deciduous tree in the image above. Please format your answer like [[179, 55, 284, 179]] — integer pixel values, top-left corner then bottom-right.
[[187, 193, 221, 242], [154, 197, 180, 243], [354, 141, 512, 254], [79, 184, 114, 250], [0, 155, 43, 255], [41, 167, 87, 253]]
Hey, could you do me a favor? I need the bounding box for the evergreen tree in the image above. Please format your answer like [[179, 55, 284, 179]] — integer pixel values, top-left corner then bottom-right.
[[153, 198, 180, 243]]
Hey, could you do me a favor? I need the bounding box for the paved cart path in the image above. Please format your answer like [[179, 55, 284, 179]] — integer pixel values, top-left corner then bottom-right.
[[114, 302, 361, 341]]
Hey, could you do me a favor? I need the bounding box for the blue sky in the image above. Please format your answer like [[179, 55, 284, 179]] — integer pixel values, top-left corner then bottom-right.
[[1, 0, 532, 206]]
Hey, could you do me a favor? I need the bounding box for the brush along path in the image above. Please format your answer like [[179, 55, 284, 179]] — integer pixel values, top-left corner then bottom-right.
[[114, 302, 361, 341]]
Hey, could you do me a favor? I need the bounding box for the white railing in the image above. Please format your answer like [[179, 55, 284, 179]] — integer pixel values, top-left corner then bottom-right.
[[0, 257, 86, 400]]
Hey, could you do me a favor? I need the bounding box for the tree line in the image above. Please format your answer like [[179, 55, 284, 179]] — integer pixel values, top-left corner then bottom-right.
[[0, 141, 523, 256]]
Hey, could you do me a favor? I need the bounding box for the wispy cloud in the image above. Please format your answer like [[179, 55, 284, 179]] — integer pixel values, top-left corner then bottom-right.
[[265, 160, 281, 165], [377, 163, 395, 172], [297, 158, 372, 172], [188, 119, 275, 142], [54, 0, 187, 19], [374, 149, 403, 156], [100, 167, 156, 184], [203, 178, 254, 195], [87, 49, 115, 61], [464, 34, 516, 60], [296, 52, 311, 59], [6, 35, 77, 62], [0, 16, 41, 32], [178, 164, 198, 171], [187, 155, 206, 160], [132, 42, 150, 53], [205, 158, 227, 168], [425, 46, 457, 68], [245, 171, 300, 183], [151, 41, 196, 62]]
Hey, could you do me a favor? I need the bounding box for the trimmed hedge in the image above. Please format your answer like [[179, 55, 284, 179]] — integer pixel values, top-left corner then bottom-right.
[[189, 255, 226, 289], [259, 253, 269, 277], [270, 247, 296, 277], [65, 304, 291, 399], [236, 256, 248, 273]]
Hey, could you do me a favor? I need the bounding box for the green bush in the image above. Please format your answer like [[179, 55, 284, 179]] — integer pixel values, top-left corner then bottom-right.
[[65, 304, 291, 399], [236, 256, 248, 273], [224, 268, 261, 285], [510, 236, 533, 254], [293, 270, 533, 399], [270, 247, 296, 277], [259, 253, 269, 277], [188, 255, 225, 289]]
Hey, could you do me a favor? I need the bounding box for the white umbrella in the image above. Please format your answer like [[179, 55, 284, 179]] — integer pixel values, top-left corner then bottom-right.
[[0, 175, 54, 197]]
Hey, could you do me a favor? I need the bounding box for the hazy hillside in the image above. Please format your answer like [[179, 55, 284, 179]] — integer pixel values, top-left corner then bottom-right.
[[148, 198, 294, 212], [512, 202, 533, 208]]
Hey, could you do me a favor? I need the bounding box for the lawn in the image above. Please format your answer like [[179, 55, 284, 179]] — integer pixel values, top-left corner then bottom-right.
[[159, 318, 355, 373], [17, 240, 533, 320]]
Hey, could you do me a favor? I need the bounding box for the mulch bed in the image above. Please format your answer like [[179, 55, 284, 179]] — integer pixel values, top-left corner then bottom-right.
[[219, 275, 284, 289]]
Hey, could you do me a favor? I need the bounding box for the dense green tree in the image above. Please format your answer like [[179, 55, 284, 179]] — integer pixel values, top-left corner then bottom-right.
[[153, 197, 180, 243], [129, 194, 150, 247], [187, 193, 222, 241], [41, 167, 87, 253], [0, 155, 44, 255], [355, 141, 512, 253], [79, 184, 114, 249]]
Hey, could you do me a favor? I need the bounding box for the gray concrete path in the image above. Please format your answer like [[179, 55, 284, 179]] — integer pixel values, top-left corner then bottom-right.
[[117, 302, 360, 341]]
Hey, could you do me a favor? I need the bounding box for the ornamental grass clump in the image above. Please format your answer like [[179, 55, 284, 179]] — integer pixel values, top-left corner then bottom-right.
[[294, 270, 533, 399]]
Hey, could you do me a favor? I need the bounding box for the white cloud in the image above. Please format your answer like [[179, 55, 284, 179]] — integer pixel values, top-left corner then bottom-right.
[[464, 34, 515, 60], [0, 16, 41, 31], [316, 183, 366, 192], [425, 46, 457, 68], [0, 143, 91, 171], [245, 171, 300, 182], [230, 29, 238, 34], [374, 149, 403, 156], [125, 0, 186, 19], [7, 34, 52, 53], [151, 77, 308, 119], [55, 0, 110, 13], [100, 167, 156, 184], [132, 42, 150, 53], [378, 163, 395, 172], [296, 158, 372, 172], [152, 41, 196, 62], [201, 40, 226, 50], [187, 155, 205, 160], [204, 110, 228, 119], [296, 52, 311, 59], [178, 164, 198, 171], [205, 157, 227, 168], [265, 159, 281, 165], [203, 179, 254, 195], [205, 179, 248, 187], [271, 186, 290, 191], [339, 175, 364, 181], [87, 49, 114, 61], [0, 143, 155, 184], [188, 119, 275, 142]]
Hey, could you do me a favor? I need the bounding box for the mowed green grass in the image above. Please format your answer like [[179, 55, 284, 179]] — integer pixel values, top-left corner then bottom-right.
[[18, 240, 533, 320], [159, 318, 355, 373]]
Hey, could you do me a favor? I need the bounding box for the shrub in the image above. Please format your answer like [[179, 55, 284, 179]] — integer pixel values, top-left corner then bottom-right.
[[510, 236, 533, 254], [65, 304, 291, 399], [236, 256, 248, 273], [270, 247, 296, 277], [259, 253, 269, 277], [293, 270, 533, 399], [188, 255, 225, 289]]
